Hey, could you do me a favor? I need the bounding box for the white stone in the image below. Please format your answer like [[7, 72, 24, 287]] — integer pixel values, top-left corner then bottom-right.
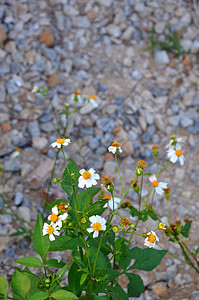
[[32, 136, 48, 150], [154, 50, 170, 65]]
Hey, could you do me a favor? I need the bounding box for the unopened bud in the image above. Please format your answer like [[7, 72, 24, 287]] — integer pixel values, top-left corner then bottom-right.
[[112, 226, 118, 233], [81, 218, 86, 224], [129, 223, 135, 229], [152, 145, 158, 157]]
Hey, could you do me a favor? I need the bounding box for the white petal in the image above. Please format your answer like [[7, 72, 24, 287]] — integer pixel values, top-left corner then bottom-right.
[[48, 215, 51, 221], [52, 206, 58, 215], [49, 234, 55, 241], [85, 181, 93, 188], [78, 178, 86, 188], [149, 175, 157, 182], [170, 154, 178, 163], [101, 225, 106, 231], [176, 144, 181, 150], [167, 150, 175, 158], [51, 142, 58, 148], [57, 144, 61, 149], [87, 228, 94, 233], [56, 220, 62, 228], [103, 203, 108, 208], [42, 229, 47, 236], [93, 231, 99, 238], [179, 155, 185, 165], [53, 230, 60, 236], [95, 215, 101, 223], [155, 186, 164, 195], [89, 216, 96, 223], [159, 182, 167, 189], [108, 146, 116, 154], [79, 169, 86, 175], [90, 179, 97, 186], [100, 218, 106, 225], [59, 213, 68, 220], [88, 168, 95, 175], [43, 223, 49, 229]]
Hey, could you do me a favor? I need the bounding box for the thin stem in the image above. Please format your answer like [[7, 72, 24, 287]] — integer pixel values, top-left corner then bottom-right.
[[115, 154, 124, 195], [155, 156, 159, 173], [61, 147, 71, 179], [167, 198, 170, 224], [93, 235, 103, 276], [139, 174, 143, 212]]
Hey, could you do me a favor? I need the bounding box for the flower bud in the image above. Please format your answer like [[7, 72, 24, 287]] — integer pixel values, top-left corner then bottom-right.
[[112, 226, 118, 233], [81, 218, 86, 224], [152, 145, 158, 157], [129, 223, 135, 229]]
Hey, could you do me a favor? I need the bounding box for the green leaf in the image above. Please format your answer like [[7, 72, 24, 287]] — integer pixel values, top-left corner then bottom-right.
[[126, 273, 145, 297], [106, 285, 128, 300], [0, 275, 8, 298], [68, 263, 82, 295], [58, 263, 70, 281], [15, 257, 43, 268], [87, 201, 107, 217], [49, 235, 84, 251], [9, 231, 25, 237], [181, 222, 191, 238], [51, 289, 78, 300], [33, 213, 50, 262], [80, 273, 88, 285], [27, 291, 49, 300], [85, 246, 107, 273], [103, 269, 119, 281], [78, 187, 101, 212], [130, 248, 167, 271], [61, 160, 80, 197], [11, 270, 31, 299], [46, 259, 65, 268]]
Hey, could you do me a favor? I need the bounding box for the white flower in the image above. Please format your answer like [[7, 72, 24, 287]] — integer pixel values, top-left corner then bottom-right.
[[32, 86, 40, 93], [51, 137, 71, 148], [167, 145, 185, 165], [166, 136, 183, 150], [87, 215, 106, 238], [149, 175, 167, 195], [144, 231, 159, 248], [158, 222, 167, 230], [108, 141, 122, 154], [48, 206, 68, 227], [72, 91, 83, 103], [104, 197, 121, 210], [11, 148, 22, 159], [89, 94, 98, 108], [78, 168, 100, 188], [42, 223, 60, 241]]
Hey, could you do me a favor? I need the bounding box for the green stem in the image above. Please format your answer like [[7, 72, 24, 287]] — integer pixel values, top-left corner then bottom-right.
[[155, 156, 159, 173], [115, 153, 124, 195], [61, 147, 71, 179], [167, 198, 170, 224], [139, 174, 143, 212], [93, 235, 103, 277]]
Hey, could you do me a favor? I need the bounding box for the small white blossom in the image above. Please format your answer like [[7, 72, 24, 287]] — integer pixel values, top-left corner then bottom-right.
[[149, 175, 167, 195], [78, 168, 100, 189], [108, 141, 122, 154], [89, 94, 98, 108], [167, 144, 185, 165], [32, 86, 40, 93], [42, 223, 60, 241], [144, 231, 159, 248], [104, 197, 121, 210], [87, 215, 106, 238], [166, 136, 183, 150], [51, 137, 71, 148], [48, 206, 68, 227]]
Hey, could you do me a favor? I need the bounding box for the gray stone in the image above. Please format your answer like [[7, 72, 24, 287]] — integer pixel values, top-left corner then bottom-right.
[[32, 137, 48, 150], [96, 146, 107, 155], [13, 104, 23, 112], [89, 137, 100, 150], [0, 86, 6, 101], [97, 82, 107, 93], [154, 50, 170, 65], [190, 291, 199, 300], [154, 116, 165, 132], [141, 125, 155, 142], [174, 273, 186, 286], [96, 118, 115, 133], [14, 191, 24, 206], [80, 127, 94, 137], [87, 155, 104, 170], [74, 16, 90, 28], [180, 116, 194, 128], [0, 215, 12, 225], [6, 79, 19, 94], [40, 123, 55, 133], [17, 207, 31, 222], [74, 58, 90, 71], [132, 70, 142, 80], [187, 122, 199, 134], [167, 264, 177, 279], [28, 121, 41, 137], [150, 86, 169, 97], [168, 115, 180, 126], [63, 5, 79, 16], [122, 26, 134, 40], [3, 160, 20, 172], [106, 24, 121, 38], [39, 114, 54, 123], [96, 0, 112, 6]]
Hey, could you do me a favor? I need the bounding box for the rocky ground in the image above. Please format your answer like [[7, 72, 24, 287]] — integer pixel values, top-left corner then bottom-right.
[[0, 0, 199, 299]]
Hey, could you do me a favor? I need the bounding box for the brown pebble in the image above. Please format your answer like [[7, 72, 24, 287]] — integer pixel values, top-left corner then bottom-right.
[[39, 28, 54, 47], [153, 285, 168, 297], [47, 73, 60, 87], [0, 26, 7, 45], [87, 9, 98, 20], [1, 123, 11, 133], [104, 152, 114, 161]]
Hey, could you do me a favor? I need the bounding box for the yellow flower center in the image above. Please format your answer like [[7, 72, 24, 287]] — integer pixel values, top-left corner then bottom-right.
[[158, 222, 165, 229], [56, 137, 65, 144], [82, 171, 91, 180], [50, 213, 58, 223], [112, 141, 120, 147], [75, 91, 80, 95], [152, 180, 159, 187], [47, 225, 54, 235], [175, 150, 182, 157], [90, 94, 96, 100], [148, 234, 156, 243], [15, 148, 22, 153], [104, 194, 111, 200], [93, 222, 102, 231]]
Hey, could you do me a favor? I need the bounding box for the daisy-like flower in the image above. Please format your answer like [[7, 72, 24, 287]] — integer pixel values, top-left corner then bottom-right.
[[88, 94, 98, 108], [120, 217, 131, 227], [158, 222, 166, 230], [32, 86, 40, 93], [72, 91, 82, 103], [104, 196, 121, 210], [149, 175, 167, 195], [48, 206, 68, 227], [108, 141, 122, 154], [87, 215, 106, 238], [166, 136, 183, 150], [50, 137, 71, 148], [58, 202, 68, 212], [78, 168, 100, 189], [167, 145, 185, 165], [144, 231, 159, 248], [11, 148, 22, 159], [42, 223, 60, 241]]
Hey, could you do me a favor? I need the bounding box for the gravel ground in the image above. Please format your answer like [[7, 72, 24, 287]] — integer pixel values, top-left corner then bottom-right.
[[0, 0, 199, 299]]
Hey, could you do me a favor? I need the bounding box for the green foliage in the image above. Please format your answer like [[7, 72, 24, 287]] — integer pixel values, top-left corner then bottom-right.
[[16, 257, 43, 268], [181, 222, 192, 238], [27, 291, 49, 300], [0, 275, 9, 299], [49, 235, 84, 251], [61, 160, 80, 197], [51, 289, 78, 300], [126, 273, 145, 297], [33, 213, 50, 263]]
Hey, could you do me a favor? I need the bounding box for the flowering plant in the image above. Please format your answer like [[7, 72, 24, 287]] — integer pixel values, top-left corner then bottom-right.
[[0, 90, 198, 299]]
